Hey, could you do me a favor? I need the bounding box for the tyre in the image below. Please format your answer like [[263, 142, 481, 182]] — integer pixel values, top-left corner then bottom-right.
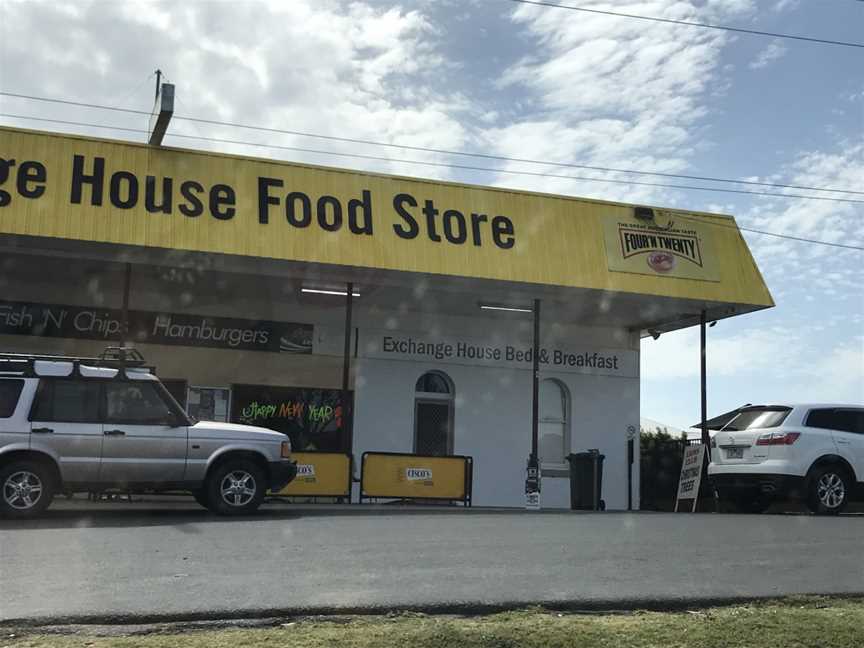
[[205, 459, 266, 515], [0, 460, 55, 518], [806, 465, 851, 515], [192, 490, 210, 510]]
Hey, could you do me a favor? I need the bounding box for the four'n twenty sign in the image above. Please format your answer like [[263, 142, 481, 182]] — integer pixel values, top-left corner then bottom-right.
[[0, 299, 313, 353], [603, 214, 720, 282]]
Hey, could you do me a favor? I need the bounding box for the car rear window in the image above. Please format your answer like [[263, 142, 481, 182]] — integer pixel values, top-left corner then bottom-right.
[[721, 407, 791, 431], [0, 379, 24, 418]]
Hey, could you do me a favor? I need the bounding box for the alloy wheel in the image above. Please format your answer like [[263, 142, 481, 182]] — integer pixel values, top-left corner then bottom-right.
[[219, 470, 257, 507], [816, 472, 845, 509], [3, 470, 44, 511]]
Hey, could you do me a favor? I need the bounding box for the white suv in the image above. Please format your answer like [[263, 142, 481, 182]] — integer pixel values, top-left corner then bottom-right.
[[709, 404, 864, 514]]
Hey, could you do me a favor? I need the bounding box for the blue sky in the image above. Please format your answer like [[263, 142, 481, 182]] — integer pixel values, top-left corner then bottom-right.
[[1, 0, 861, 429]]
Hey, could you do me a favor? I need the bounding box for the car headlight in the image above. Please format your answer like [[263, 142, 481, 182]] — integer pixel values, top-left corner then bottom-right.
[[281, 440, 292, 458]]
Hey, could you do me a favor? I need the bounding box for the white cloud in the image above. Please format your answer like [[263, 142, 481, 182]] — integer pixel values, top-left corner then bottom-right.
[[785, 340, 864, 404], [0, 0, 471, 180], [641, 325, 802, 380], [772, 0, 800, 12], [741, 141, 864, 286], [749, 39, 787, 70], [485, 0, 755, 204]]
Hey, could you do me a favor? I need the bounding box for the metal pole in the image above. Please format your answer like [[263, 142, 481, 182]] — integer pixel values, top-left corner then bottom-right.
[[524, 298, 541, 508], [531, 298, 540, 461], [342, 282, 354, 456], [120, 262, 131, 348], [627, 437, 634, 511], [700, 310, 708, 447]]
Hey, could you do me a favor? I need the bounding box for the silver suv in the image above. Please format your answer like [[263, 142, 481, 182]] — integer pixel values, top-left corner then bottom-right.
[[0, 348, 297, 518]]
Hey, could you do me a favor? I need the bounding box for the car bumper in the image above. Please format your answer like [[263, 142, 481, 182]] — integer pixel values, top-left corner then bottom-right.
[[268, 459, 298, 491], [710, 473, 804, 498]]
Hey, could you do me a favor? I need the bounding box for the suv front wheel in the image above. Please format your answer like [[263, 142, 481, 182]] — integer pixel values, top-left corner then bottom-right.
[[0, 460, 55, 518], [205, 459, 266, 515], [806, 465, 851, 515]]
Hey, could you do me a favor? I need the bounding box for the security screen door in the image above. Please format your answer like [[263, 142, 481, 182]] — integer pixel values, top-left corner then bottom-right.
[[414, 401, 452, 456]]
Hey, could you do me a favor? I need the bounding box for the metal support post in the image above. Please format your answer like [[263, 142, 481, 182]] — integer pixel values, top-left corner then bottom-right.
[[526, 298, 541, 508], [120, 262, 131, 348], [342, 282, 354, 456]]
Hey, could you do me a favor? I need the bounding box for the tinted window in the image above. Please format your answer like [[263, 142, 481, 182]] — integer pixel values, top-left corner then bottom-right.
[[807, 409, 864, 434], [31, 379, 101, 423], [722, 407, 790, 431], [105, 381, 175, 424], [0, 379, 24, 417]]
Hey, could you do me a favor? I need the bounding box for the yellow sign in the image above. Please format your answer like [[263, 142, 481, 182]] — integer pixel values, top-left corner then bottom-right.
[[275, 452, 351, 497], [0, 126, 772, 308], [361, 453, 472, 502], [603, 213, 720, 282]]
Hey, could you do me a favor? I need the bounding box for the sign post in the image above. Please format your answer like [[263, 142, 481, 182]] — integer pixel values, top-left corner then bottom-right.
[[675, 444, 706, 512], [526, 298, 541, 510]]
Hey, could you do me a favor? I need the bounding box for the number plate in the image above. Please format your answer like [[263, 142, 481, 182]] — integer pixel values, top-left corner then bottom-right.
[[726, 447, 745, 459]]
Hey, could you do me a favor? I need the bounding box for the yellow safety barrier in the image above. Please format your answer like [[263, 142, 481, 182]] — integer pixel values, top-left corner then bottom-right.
[[274, 452, 352, 498], [360, 452, 473, 506]]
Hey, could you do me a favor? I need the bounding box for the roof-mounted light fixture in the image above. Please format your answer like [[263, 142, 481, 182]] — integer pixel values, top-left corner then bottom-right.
[[479, 303, 533, 313], [301, 287, 360, 297], [634, 206, 655, 222]]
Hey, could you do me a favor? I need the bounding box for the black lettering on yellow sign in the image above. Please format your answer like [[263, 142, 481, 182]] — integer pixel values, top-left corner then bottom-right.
[[0, 153, 519, 251], [69, 155, 237, 220], [392, 193, 515, 249], [0, 158, 47, 207], [619, 227, 702, 266]]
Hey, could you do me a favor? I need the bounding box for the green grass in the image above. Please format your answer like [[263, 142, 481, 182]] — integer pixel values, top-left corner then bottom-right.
[[6, 597, 864, 648]]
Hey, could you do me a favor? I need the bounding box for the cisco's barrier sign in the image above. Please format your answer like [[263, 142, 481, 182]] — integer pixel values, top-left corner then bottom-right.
[[364, 330, 638, 377], [0, 299, 312, 353]]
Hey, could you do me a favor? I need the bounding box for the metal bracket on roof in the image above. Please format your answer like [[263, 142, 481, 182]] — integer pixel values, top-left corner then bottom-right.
[[148, 70, 174, 146]]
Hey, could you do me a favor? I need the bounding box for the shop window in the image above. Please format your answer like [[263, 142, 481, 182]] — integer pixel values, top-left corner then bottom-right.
[[187, 386, 230, 422], [414, 371, 454, 456], [230, 384, 349, 452], [539, 379, 570, 471]]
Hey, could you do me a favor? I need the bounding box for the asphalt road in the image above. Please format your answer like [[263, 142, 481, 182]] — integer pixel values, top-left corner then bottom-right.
[[1, 501, 863, 623]]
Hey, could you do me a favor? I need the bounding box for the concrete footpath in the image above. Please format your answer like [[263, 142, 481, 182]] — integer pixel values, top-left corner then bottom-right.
[[1, 500, 863, 624]]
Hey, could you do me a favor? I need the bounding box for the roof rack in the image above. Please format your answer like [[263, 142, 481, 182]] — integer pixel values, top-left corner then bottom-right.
[[0, 346, 153, 378]]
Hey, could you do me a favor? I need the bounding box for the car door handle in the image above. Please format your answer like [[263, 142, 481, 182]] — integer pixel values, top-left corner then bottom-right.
[[104, 429, 126, 436], [32, 427, 54, 434]]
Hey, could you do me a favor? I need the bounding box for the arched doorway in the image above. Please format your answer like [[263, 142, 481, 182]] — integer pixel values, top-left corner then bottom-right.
[[414, 371, 454, 456]]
